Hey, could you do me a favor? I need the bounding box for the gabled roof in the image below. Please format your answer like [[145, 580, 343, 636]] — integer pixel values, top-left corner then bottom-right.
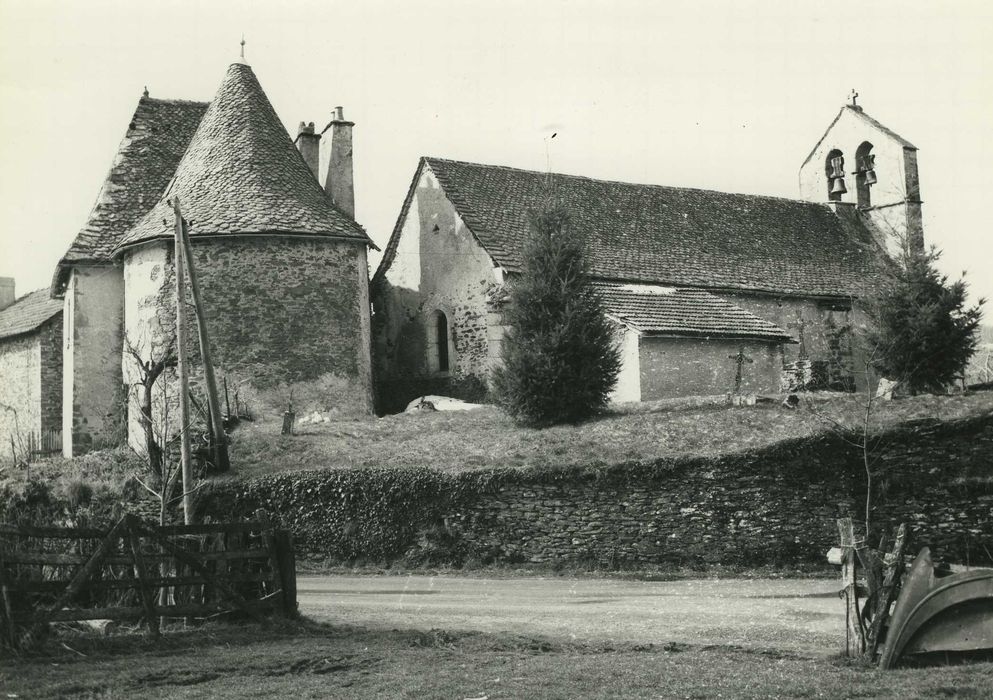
[[53, 96, 209, 294], [596, 283, 794, 342], [376, 157, 887, 298], [116, 62, 371, 250], [0, 288, 62, 341], [801, 104, 917, 169]]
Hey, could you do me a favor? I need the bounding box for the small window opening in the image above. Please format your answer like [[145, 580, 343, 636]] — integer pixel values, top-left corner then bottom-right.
[[434, 310, 450, 373]]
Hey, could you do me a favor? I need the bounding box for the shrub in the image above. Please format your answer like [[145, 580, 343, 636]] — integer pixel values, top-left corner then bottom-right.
[[492, 205, 621, 426], [863, 247, 984, 393]]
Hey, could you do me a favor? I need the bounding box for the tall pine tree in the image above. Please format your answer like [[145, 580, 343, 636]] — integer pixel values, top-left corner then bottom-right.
[[863, 246, 984, 394], [492, 205, 621, 426]]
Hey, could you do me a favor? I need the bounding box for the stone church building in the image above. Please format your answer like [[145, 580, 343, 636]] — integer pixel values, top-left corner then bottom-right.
[[372, 102, 922, 404], [41, 55, 375, 456]]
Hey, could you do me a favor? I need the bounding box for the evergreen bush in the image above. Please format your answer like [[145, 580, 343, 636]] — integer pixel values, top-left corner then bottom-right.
[[863, 247, 984, 394], [492, 205, 621, 425]]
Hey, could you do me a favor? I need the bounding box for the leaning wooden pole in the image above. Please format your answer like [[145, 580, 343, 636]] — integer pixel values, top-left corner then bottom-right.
[[173, 199, 195, 524], [177, 204, 230, 472]]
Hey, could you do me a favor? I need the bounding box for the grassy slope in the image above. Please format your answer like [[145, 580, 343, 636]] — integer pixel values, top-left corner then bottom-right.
[[3, 621, 991, 699], [227, 393, 993, 478]]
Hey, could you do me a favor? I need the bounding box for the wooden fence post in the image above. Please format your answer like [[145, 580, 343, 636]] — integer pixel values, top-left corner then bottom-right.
[[125, 515, 160, 638], [255, 510, 296, 618], [838, 517, 864, 657]]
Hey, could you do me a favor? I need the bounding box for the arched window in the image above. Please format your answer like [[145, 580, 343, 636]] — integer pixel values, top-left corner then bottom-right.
[[825, 149, 846, 201], [855, 141, 875, 208], [433, 310, 450, 373]]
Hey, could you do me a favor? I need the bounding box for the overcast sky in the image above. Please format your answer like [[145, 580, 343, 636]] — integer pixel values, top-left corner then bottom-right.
[[1, 0, 990, 309]]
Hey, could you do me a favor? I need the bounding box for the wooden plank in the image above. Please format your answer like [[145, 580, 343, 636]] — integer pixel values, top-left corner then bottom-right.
[[0, 549, 15, 648], [837, 517, 865, 657], [14, 599, 280, 623], [865, 523, 908, 660], [138, 523, 265, 623], [126, 516, 160, 638], [24, 516, 129, 646], [0, 549, 267, 565], [255, 510, 285, 615], [0, 524, 106, 539], [4, 571, 271, 593], [274, 529, 298, 618], [150, 522, 264, 536]]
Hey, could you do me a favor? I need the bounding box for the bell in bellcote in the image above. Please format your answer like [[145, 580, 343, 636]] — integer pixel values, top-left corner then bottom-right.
[[830, 177, 847, 195], [830, 156, 845, 179], [864, 169, 878, 185]]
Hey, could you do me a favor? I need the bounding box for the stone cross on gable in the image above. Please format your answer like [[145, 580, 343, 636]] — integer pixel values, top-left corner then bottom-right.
[[728, 347, 753, 394], [789, 312, 809, 359]]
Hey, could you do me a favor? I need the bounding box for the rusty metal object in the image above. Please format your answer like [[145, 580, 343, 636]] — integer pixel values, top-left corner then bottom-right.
[[879, 547, 993, 669]]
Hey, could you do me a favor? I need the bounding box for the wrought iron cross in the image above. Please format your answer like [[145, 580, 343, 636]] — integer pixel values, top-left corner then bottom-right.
[[728, 347, 753, 394], [789, 312, 809, 359]]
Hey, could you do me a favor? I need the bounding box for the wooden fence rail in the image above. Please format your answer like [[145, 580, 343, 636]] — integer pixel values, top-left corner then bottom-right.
[[0, 512, 296, 651]]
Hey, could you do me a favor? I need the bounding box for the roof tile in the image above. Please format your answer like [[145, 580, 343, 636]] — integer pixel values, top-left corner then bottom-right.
[[385, 157, 887, 298], [0, 288, 62, 341], [116, 63, 370, 250], [595, 283, 793, 341]]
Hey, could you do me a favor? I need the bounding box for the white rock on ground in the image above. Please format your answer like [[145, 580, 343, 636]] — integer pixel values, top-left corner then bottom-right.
[[404, 395, 484, 413]]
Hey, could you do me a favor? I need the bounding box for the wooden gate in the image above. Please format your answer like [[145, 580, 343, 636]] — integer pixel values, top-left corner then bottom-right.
[[0, 512, 296, 650]]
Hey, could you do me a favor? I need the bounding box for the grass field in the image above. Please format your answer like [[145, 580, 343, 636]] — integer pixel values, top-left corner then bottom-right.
[[3, 620, 991, 699], [227, 392, 993, 477]]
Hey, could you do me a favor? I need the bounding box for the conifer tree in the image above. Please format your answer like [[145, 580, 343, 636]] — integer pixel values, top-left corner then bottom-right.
[[863, 247, 984, 394], [492, 205, 621, 426]]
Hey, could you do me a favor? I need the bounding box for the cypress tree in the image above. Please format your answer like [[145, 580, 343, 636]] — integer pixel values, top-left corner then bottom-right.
[[492, 205, 621, 425], [863, 247, 984, 394]]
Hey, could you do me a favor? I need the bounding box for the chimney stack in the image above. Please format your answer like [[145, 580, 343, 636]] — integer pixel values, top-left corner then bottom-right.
[[294, 121, 321, 180], [0, 277, 14, 311], [323, 106, 355, 220]]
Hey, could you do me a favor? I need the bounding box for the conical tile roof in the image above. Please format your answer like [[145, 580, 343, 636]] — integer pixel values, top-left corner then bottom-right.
[[116, 62, 370, 250]]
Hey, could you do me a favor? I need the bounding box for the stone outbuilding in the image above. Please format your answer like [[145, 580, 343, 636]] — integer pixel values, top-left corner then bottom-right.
[[372, 102, 921, 405], [0, 281, 63, 460], [51, 56, 376, 455]]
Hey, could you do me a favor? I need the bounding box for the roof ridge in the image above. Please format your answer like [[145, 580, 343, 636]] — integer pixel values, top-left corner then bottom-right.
[[141, 96, 210, 106], [424, 156, 827, 208]]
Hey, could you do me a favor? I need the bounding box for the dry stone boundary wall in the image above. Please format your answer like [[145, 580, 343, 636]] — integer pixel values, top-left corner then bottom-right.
[[206, 414, 993, 568]]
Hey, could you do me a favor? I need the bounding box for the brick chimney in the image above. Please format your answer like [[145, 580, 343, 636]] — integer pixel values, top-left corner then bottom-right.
[[294, 121, 321, 180], [323, 106, 355, 219], [0, 277, 14, 311]]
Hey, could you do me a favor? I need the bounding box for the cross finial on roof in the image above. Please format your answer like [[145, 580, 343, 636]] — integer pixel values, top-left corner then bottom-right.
[[240, 35, 246, 60], [849, 89, 859, 108]]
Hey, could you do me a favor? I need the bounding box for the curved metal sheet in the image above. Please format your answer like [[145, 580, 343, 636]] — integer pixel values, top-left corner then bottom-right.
[[880, 565, 993, 669]]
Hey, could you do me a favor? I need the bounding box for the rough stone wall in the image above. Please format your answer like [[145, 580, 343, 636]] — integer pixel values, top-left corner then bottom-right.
[[38, 316, 63, 434], [0, 333, 40, 458], [638, 337, 784, 399], [799, 107, 923, 258], [446, 416, 993, 567], [63, 265, 125, 456], [374, 165, 501, 385], [123, 236, 372, 449], [727, 293, 861, 390]]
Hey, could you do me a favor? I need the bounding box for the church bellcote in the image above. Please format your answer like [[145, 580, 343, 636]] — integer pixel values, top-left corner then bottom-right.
[[798, 93, 923, 259]]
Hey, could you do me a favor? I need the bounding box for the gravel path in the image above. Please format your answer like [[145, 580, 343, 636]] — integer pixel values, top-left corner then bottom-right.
[[298, 575, 845, 657]]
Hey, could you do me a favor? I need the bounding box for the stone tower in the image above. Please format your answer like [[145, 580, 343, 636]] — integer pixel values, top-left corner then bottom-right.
[[113, 59, 375, 449], [799, 98, 923, 259]]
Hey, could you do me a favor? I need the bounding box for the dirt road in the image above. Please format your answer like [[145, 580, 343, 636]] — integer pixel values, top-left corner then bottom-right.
[[299, 575, 844, 656]]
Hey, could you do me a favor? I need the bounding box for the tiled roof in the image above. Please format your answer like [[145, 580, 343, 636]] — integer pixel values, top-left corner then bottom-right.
[[596, 283, 793, 342], [53, 97, 209, 293], [0, 288, 62, 341], [377, 157, 887, 298], [116, 62, 371, 250]]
